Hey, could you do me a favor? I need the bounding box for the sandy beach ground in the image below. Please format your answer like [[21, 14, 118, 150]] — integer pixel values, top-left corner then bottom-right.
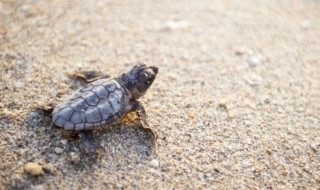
[[0, 0, 319, 189]]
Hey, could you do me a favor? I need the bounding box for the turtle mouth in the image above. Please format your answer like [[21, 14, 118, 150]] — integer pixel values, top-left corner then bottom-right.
[[150, 66, 158, 74]]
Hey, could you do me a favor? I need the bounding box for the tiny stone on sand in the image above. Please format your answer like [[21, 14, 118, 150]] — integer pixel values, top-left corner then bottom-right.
[[30, 185, 45, 190], [29, 112, 39, 119], [150, 159, 159, 167], [60, 139, 68, 145], [245, 73, 263, 86], [55, 147, 64, 154], [70, 152, 80, 164], [148, 168, 161, 176], [218, 99, 228, 107], [248, 55, 263, 67], [24, 162, 44, 176], [14, 81, 23, 88], [242, 161, 252, 168], [301, 20, 311, 30], [161, 20, 189, 32], [234, 46, 246, 56]]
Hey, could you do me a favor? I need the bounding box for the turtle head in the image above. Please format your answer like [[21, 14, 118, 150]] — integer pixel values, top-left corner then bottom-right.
[[124, 63, 158, 99]]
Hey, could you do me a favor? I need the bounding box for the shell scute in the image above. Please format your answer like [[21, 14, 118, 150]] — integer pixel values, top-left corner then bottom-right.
[[64, 121, 74, 130], [75, 123, 85, 130], [70, 111, 86, 124], [85, 106, 102, 123], [58, 107, 74, 121], [108, 93, 122, 113], [92, 78, 111, 86], [71, 98, 88, 111], [85, 93, 100, 106], [93, 85, 109, 98], [97, 98, 114, 120]]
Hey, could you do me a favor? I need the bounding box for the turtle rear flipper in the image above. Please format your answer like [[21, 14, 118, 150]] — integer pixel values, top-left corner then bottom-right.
[[70, 71, 110, 83], [79, 131, 103, 153], [35, 103, 56, 116]]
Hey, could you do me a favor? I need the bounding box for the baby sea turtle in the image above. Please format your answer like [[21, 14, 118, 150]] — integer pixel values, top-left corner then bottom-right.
[[52, 63, 158, 152]]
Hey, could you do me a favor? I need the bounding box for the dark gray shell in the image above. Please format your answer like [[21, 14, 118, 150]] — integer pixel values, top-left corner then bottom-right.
[[52, 78, 130, 130]]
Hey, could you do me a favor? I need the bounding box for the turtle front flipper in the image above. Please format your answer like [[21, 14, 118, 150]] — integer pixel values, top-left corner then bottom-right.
[[80, 130, 103, 153], [130, 101, 157, 140]]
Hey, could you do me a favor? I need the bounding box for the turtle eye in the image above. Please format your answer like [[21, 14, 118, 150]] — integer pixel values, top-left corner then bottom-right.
[[138, 72, 151, 85], [144, 73, 152, 84]]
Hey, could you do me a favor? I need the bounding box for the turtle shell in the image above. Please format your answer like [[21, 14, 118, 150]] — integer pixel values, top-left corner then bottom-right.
[[52, 78, 129, 130]]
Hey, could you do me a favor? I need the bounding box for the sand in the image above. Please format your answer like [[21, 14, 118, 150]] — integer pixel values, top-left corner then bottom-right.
[[0, 0, 319, 189]]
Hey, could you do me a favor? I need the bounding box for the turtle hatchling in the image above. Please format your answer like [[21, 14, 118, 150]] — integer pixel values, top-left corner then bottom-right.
[[52, 63, 158, 152]]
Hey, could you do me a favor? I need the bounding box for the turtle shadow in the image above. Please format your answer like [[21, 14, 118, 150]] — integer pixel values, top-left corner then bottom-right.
[[73, 124, 156, 170], [28, 109, 156, 171], [62, 124, 156, 171]]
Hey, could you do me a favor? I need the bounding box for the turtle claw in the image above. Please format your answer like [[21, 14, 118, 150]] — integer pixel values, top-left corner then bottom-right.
[[130, 101, 158, 142], [142, 125, 157, 142]]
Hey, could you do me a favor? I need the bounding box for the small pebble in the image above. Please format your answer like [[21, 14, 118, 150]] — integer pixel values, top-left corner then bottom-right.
[[244, 120, 252, 127], [310, 144, 318, 152], [218, 99, 227, 107], [282, 171, 288, 176], [29, 112, 39, 119], [148, 168, 161, 176], [266, 149, 273, 155], [248, 56, 263, 67], [60, 139, 68, 145], [245, 138, 252, 145], [30, 185, 44, 190], [254, 167, 263, 174], [301, 20, 311, 30], [54, 147, 64, 154], [227, 110, 236, 119], [14, 81, 23, 88], [188, 112, 196, 119], [161, 20, 189, 32], [70, 152, 80, 164], [234, 46, 246, 56], [24, 162, 44, 176], [242, 161, 252, 168], [150, 159, 159, 167], [20, 4, 31, 12], [148, 168, 156, 173], [245, 73, 262, 86]]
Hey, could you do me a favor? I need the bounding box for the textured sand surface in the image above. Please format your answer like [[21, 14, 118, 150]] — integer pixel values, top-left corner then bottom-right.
[[1, 0, 320, 189]]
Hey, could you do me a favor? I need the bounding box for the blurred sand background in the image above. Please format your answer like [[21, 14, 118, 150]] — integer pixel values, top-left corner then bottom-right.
[[0, 0, 320, 189]]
